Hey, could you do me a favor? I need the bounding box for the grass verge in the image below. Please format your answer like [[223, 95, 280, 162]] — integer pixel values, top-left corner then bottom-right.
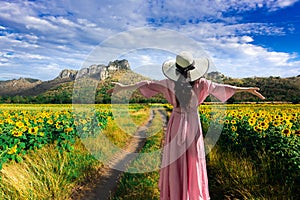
[[0, 140, 99, 200], [111, 105, 299, 199], [111, 108, 165, 200], [207, 146, 298, 199], [0, 104, 151, 200]]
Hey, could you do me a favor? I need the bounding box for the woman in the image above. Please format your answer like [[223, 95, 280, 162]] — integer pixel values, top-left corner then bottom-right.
[[110, 51, 265, 200]]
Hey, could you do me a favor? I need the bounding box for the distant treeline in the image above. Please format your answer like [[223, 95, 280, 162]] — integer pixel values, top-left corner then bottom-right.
[[223, 76, 300, 103], [0, 75, 299, 104]]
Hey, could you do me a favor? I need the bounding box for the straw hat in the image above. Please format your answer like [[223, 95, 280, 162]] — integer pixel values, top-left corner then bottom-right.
[[162, 51, 209, 81]]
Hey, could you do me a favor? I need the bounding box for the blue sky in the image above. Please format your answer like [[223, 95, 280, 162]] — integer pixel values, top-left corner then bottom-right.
[[0, 0, 300, 80]]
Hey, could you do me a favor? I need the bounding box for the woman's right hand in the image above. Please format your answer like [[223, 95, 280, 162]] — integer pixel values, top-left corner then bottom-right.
[[107, 82, 124, 94]]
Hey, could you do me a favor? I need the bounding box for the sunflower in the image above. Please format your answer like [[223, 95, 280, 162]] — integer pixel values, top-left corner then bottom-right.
[[237, 115, 243, 120], [55, 122, 62, 129], [23, 117, 29, 123], [231, 119, 237, 124], [260, 121, 269, 130], [231, 126, 237, 132], [274, 115, 281, 120], [255, 112, 261, 118], [284, 115, 291, 122], [260, 110, 267, 117], [230, 112, 236, 118], [254, 126, 262, 133], [81, 119, 87, 125], [248, 118, 256, 126], [64, 127, 73, 133], [28, 127, 39, 135], [6, 118, 14, 124], [7, 145, 18, 155], [47, 119, 54, 125], [282, 128, 291, 137], [286, 122, 293, 129], [15, 121, 25, 128], [11, 128, 23, 137]]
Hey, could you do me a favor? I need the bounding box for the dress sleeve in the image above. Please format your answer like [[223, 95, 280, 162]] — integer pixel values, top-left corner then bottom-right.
[[208, 80, 237, 103], [138, 79, 169, 98], [196, 78, 236, 103]]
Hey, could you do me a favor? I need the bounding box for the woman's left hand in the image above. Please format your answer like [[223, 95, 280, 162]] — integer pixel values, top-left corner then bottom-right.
[[247, 87, 265, 100]]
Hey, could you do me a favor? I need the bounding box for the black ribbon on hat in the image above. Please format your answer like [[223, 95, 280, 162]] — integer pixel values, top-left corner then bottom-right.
[[176, 61, 195, 78]]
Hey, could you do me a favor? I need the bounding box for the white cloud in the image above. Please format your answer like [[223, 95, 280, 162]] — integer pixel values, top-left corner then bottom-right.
[[0, 0, 299, 80], [267, 0, 299, 10], [24, 16, 59, 31], [143, 0, 300, 25], [48, 16, 77, 27], [0, 72, 30, 80], [34, 63, 62, 79], [0, 57, 8, 63], [77, 19, 97, 28], [0, 34, 39, 50], [199, 36, 300, 77], [241, 36, 254, 43], [0, 1, 58, 32]]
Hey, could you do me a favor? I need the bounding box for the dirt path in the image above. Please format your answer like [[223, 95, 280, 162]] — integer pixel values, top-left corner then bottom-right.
[[74, 108, 166, 200]]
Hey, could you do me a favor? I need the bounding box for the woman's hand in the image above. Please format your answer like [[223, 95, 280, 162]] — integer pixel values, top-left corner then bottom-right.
[[107, 82, 124, 94], [247, 87, 265, 100], [235, 86, 265, 100]]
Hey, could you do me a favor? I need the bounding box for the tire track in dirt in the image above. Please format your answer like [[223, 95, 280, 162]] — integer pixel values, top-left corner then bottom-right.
[[75, 108, 167, 200]]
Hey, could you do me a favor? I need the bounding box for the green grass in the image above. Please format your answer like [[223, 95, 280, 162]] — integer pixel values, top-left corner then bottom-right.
[[112, 141, 298, 200], [207, 146, 298, 200], [1, 104, 298, 199], [111, 105, 299, 200], [111, 108, 164, 200], [0, 140, 99, 200], [0, 104, 151, 200]]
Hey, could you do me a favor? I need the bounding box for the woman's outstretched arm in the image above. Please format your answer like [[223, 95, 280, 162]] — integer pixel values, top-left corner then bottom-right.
[[205, 79, 266, 103], [234, 86, 265, 100], [107, 81, 150, 94]]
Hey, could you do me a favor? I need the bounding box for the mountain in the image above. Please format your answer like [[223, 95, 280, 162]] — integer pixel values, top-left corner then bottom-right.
[[0, 59, 153, 104], [0, 61, 299, 104], [0, 78, 42, 96], [0, 59, 130, 97]]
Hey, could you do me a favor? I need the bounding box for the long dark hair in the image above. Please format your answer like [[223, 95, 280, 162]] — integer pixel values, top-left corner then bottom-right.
[[174, 75, 196, 108]]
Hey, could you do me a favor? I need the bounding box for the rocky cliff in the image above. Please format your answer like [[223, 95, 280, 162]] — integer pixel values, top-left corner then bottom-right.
[[56, 59, 130, 80], [0, 59, 130, 96]]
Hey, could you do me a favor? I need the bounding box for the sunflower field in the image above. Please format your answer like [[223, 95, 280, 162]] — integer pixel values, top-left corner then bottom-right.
[[0, 104, 113, 170], [0, 103, 299, 198], [200, 103, 300, 184]]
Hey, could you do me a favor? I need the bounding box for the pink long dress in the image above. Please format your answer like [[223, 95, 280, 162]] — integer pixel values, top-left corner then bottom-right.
[[138, 78, 236, 200]]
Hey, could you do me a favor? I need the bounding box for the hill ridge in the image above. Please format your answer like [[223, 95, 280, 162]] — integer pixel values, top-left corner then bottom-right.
[[0, 61, 299, 103], [0, 59, 130, 96]]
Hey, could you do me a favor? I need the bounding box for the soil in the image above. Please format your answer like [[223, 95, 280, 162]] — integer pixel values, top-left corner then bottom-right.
[[71, 109, 166, 200]]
